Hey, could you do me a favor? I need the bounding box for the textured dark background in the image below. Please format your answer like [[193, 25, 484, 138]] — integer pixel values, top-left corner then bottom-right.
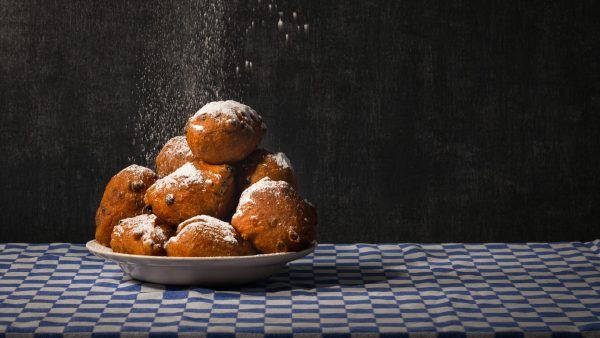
[[1, 1, 599, 243]]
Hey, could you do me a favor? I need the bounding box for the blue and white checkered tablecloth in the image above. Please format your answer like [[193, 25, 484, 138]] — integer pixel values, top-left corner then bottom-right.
[[1, 242, 600, 337]]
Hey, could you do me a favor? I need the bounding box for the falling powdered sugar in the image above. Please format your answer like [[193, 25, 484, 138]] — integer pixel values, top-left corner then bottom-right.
[[130, 1, 243, 166], [303, 198, 315, 208], [130, 1, 313, 166]]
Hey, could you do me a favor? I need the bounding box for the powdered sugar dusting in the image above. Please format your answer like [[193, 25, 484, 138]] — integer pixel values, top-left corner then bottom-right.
[[166, 136, 193, 158], [172, 162, 201, 179], [122, 164, 152, 177], [152, 162, 204, 192], [193, 100, 262, 127], [114, 214, 168, 247], [270, 152, 293, 170], [234, 177, 290, 218], [171, 215, 239, 245], [191, 124, 205, 132]]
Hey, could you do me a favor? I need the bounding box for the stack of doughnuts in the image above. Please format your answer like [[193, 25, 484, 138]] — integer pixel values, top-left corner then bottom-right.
[[95, 100, 317, 257]]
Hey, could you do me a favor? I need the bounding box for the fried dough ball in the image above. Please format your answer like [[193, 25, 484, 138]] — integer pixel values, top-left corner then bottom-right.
[[185, 100, 266, 164], [144, 161, 235, 225], [235, 148, 298, 194], [155, 136, 195, 177], [231, 177, 317, 253], [110, 214, 174, 256], [95, 165, 158, 247], [165, 215, 256, 257]]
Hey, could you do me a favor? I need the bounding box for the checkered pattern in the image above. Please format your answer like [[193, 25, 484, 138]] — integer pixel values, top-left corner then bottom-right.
[[1, 242, 600, 337]]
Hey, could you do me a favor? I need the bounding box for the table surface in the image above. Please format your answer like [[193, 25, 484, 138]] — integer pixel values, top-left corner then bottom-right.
[[1, 242, 600, 337]]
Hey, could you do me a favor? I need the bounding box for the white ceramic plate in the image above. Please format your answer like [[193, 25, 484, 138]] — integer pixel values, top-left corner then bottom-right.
[[86, 240, 316, 286]]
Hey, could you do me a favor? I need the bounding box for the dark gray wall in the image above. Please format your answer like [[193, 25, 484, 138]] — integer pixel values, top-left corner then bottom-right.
[[1, 1, 599, 243]]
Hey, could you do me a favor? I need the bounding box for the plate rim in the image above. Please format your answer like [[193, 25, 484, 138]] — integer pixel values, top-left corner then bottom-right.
[[86, 239, 317, 262]]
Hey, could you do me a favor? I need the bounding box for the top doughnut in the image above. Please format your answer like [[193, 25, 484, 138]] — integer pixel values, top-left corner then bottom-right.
[[186, 100, 266, 164]]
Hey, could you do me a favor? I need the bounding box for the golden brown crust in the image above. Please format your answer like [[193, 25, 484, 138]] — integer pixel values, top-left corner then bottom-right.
[[186, 100, 266, 164], [231, 178, 317, 254], [110, 214, 174, 256], [165, 215, 256, 257], [234, 149, 298, 194], [95, 165, 158, 247], [143, 161, 235, 225], [155, 136, 196, 177]]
